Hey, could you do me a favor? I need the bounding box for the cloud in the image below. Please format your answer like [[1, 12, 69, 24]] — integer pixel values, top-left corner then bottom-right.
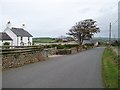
[[1, 0, 119, 37]]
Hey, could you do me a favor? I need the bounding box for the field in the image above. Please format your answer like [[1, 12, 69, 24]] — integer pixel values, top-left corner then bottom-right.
[[33, 38, 56, 43], [102, 48, 119, 88]]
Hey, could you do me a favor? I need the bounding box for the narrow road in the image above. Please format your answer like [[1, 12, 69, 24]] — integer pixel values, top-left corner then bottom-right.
[[3, 47, 104, 88]]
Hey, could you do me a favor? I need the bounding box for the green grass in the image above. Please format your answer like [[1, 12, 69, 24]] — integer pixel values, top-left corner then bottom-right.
[[102, 48, 118, 88], [33, 38, 56, 43]]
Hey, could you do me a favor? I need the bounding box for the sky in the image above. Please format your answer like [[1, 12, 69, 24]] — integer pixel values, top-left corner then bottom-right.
[[0, 0, 119, 38]]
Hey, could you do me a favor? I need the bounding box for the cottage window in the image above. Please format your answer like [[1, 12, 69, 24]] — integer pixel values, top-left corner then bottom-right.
[[28, 37, 30, 41], [21, 37, 23, 41]]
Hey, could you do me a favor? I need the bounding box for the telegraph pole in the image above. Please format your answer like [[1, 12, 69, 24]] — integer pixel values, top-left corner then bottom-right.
[[109, 23, 111, 46]]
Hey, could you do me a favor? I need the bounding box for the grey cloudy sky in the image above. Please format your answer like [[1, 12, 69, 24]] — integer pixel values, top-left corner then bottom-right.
[[0, 0, 119, 38]]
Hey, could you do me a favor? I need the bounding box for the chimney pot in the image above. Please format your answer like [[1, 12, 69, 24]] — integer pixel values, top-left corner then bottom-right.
[[22, 24, 25, 29], [6, 21, 11, 28]]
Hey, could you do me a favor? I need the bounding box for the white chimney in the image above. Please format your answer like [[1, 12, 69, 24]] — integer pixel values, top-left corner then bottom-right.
[[22, 24, 25, 29], [6, 21, 11, 28]]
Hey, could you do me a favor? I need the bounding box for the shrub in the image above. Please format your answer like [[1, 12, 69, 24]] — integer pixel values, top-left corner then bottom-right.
[[82, 43, 93, 49], [3, 42, 10, 46], [44, 44, 79, 49], [111, 40, 119, 46], [3, 42, 10, 48]]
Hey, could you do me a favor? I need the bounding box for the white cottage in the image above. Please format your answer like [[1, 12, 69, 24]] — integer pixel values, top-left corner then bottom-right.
[[4, 21, 33, 46]]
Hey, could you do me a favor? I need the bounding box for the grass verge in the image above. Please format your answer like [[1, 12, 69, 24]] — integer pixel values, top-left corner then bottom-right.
[[102, 48, 118, 88]]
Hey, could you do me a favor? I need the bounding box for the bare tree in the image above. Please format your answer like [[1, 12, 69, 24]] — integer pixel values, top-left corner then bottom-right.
[[67, 19, 100, 45]]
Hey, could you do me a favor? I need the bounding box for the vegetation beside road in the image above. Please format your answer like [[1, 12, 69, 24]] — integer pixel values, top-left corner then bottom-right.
[[102, 48, 119, 88], [44, 44, 79, 49]]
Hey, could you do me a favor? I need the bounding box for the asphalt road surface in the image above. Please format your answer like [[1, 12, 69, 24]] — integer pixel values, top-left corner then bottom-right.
[[3, 47, 104, 88]]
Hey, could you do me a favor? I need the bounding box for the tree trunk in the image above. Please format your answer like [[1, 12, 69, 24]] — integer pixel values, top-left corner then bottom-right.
[[77, 33, 82, 45]]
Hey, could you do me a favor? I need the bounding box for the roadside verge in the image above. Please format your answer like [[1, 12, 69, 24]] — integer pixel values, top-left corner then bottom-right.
[[102, 48, 118, 88]]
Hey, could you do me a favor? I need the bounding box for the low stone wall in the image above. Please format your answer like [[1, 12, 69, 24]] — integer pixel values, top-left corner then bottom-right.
[[2, 52, 45, 69], [56, 47, 82, 55], [71, 48, 79, 54], [2, 46, 45, 70], [2, 47, 78, 70], [48, 48, 57, 55]]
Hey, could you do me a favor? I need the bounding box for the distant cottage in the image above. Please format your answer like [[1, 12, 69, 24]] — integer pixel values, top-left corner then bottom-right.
[[0, 21, 33, 46]]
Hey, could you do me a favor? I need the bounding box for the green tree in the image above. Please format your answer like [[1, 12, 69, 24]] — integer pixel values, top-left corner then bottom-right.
[[67, 19, 100, 45]]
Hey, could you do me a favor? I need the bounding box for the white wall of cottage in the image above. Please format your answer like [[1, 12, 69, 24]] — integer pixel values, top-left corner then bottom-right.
[[4, 28, 32, 46], [4, 28, 17, 46], [0, 41, 2, 46], [18, 36, 32, 46]]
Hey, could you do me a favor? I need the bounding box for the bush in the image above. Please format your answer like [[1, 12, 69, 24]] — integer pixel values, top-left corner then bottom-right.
[[83, 45, 88, 49], [44, 44, 79, 49], [3, 42, 10, 48], [3, 42, 10, 46], [111, 40, 119, 46], [82, 43, 93, 49]]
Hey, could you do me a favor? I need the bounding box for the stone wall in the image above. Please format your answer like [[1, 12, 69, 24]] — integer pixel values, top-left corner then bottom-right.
[[2, 52, 45, 69], [48, 48, 57, 55], [56, 47, 82, 55], [2, 47, 78, 70], [2, 46, 45, 70]]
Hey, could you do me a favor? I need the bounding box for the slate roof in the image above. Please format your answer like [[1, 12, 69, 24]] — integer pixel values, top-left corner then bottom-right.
[[0, 32, 13, 40], [10, 27, 33, 37]]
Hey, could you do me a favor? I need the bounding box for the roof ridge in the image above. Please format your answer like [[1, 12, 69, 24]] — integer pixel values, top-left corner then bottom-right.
[[10, 27, 33, 37], [12, 27, 24, 29]]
